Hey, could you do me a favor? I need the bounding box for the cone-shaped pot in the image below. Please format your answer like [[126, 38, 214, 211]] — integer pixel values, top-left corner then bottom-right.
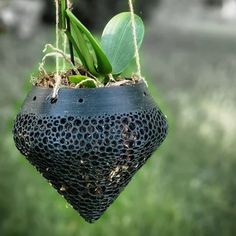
[[13, 81, 168, 223]]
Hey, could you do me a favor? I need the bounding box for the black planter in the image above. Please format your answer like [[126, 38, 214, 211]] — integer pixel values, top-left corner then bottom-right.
[[13, 81, 168, 223]]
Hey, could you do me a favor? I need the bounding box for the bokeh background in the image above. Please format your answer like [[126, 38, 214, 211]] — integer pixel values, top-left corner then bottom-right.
[[0, 0, 236, 235]]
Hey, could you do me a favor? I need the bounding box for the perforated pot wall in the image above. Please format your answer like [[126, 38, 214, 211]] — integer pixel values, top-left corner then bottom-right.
[[13, 82, 168, 223]]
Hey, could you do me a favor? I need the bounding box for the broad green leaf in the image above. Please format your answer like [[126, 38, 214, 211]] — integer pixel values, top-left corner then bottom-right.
[[69, 75, 97, 88], [66, 9, 112, 75], [101, 12, 145, 74], [71, 22, 98, 76], [65, 31, 87, 66]]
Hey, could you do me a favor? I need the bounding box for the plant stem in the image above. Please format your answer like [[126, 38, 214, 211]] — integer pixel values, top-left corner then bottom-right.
[[65, 0, 75, 66]]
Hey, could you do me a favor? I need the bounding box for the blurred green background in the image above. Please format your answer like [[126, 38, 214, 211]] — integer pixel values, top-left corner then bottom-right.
[[0, 0, 236, 235]]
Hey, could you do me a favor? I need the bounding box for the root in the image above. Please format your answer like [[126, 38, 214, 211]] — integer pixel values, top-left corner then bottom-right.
[[75, 78, 97, 88], [42, 44, 80, 74]]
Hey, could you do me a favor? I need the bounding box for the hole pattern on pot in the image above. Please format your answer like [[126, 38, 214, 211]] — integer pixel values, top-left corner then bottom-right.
[[13, 107, 168, 223]]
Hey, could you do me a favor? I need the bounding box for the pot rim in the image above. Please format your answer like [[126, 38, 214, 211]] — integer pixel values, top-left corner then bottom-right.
[[19, 80, 156, 116], [34, 80, 145, 92]]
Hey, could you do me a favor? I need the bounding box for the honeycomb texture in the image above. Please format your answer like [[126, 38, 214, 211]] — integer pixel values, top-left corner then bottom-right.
[[13, 107, 167, 223]]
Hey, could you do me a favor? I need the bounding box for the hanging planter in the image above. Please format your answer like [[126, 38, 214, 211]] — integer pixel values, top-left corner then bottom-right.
[[13, 0, 168, 223]]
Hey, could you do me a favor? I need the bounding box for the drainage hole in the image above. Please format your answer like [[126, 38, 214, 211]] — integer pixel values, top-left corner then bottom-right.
[[78, 98, 84, 103]]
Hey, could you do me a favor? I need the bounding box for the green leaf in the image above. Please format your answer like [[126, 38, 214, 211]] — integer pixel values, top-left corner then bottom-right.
[[71, 22, 98, 76], [69, 75, 97, 88], [66, 9, 112, 75], [68, 75, 87, 83], [101, 12, 145, 75], [65, 30, 87, 66], [81, 79, 97, 88], [59, 0, 66, 29]]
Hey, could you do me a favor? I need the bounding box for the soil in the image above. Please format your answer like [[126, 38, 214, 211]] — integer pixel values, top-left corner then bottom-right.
[[34, 68, 138, 88], [34, 69, 76, 88]]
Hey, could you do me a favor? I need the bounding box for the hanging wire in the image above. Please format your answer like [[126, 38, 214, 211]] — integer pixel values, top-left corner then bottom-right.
[[52, 0, 62, 99], [128, 0, 148, 86]]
